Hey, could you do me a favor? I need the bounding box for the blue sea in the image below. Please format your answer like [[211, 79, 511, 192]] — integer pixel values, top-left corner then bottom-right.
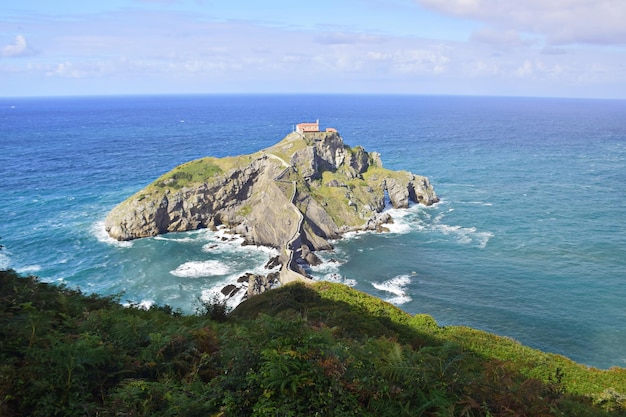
[[1, 95, 625, 369]]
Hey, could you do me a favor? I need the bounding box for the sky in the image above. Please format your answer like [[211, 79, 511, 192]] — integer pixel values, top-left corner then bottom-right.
[[1, 0, 625, 98]]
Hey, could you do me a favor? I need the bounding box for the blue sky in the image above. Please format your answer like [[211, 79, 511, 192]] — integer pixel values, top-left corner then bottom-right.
[[1, 0, 625, 98]]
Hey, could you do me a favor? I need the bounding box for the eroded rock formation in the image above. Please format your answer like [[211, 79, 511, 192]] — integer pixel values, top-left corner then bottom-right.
[[105, 130, 438, 283]]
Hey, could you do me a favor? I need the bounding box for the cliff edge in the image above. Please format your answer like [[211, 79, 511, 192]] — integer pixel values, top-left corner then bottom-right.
[[105, 130, 438, 281]]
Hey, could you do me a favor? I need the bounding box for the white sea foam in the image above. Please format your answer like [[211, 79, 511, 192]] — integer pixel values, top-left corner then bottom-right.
[[384, 217, 413, 234], [343, 278, 357, 286], [16, 265, 42, 274], [0, 252, 10, 270], [200, 286, 249, 311], [309, 249, 357, 286], [432, 222, 493, 248], [203, 239, 278, 257], [310, 258, 355, 287], [92, 220, 133, 248], [123, 299, 154, 310], [310, 258, 342, 275], [476, 231, 494, 248], [414, 206, 493, 248], [372, 275, 412, 305], [153, 228, 215, 243], [333, 230, 363, 242], [170, 260, 232, 278], [199, 265, 279, 310], [315, 273, 357, 287], [458, 201, 493, 206], [194, 235, 292, 309], [200, 228, 279, 258], [154, 235, 198, 243]]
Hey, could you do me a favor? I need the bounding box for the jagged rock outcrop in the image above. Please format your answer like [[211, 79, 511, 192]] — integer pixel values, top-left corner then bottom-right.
[[105, 155, 298, 248], [105, 130, 438, 283], [384, 174, 438, 209]]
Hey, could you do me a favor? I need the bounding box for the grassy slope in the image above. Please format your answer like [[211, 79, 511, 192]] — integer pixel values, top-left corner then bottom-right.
[[234, 281, 626, 397], [2, 269, 626, 416], [319, 283, 626, 396], [137, 154, 257, 197], [113, 133, 307, 209]]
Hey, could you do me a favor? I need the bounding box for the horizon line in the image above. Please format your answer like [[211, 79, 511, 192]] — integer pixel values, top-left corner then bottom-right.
[[2, 92, 625, 102]]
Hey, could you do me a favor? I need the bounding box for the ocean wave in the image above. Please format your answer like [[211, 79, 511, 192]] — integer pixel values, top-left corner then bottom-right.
[[92, 220, 134, 248], [199, 267, 271, 310], [372, 275, 412, 305], [313, 272, 357, 287], [309, 249, 352, 282], [202, 240, 278, 257], [334, 230, 364, 242], [154, 236, 199, 243], [402, 206, 494, 248], [0, 252, 11, 270], [310, 258, 343, 275], [383, 208, 414, 234], [308, 248, 358, 286], [457, 201, 493, 206], [170, 260, 232, 278], [433, 222, 494, 248], [201, 228, 279, 258], [16, 265, 42, 274]]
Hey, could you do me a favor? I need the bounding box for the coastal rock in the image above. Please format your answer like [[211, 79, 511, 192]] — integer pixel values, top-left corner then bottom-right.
[[220, 272, 281, 301], [264, 256, 281, 270], [221, 284, 239, 298], [105, 130, 438, 285], [247, 272, 280, 299], [408, 175, 439, 206]]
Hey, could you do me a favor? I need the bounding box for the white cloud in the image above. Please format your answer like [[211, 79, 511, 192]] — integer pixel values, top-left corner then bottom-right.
[[46, 62, 81, 78], [1, 7, 624, 98], [515, 60, 534, 77], [469, 28, 532, 47], [1, 35, 35, 57], [416, 0, 626, 45], [315, 32, 387, 45], [389, 48, 450, 74], [541, 46, 569, 55]]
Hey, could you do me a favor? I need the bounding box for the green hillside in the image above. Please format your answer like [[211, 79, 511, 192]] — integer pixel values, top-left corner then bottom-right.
[[1, 269, 625, 416]]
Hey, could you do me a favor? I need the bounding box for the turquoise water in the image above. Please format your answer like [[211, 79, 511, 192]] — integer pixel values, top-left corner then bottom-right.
[[1, 95, 625, 368]]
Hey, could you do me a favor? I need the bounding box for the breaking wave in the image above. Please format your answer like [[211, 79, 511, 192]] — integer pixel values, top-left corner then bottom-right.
[[0, 252, 10, 270], [372, 275, 412, 305], [92, 220, 134, 248], [16, 264, 42, 274], [170, 260, 232, 278], [398, 202, 494, 248]]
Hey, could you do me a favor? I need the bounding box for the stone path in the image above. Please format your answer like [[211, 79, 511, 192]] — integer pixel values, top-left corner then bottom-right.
[[265, 152, 312, 284]]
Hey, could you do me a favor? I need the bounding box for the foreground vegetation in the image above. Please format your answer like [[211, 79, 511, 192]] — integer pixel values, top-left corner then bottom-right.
[[1, 269, 625, 416]]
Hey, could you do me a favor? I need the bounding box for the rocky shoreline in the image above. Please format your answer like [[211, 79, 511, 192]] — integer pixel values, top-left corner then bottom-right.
[[217, 256, 281, 301]]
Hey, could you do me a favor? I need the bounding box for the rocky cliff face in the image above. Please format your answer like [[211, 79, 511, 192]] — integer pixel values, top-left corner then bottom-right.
[[105, 131, 438, 280]]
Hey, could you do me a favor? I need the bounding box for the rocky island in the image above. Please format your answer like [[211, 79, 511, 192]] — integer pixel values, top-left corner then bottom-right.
[[105, 125, 438, 287]]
